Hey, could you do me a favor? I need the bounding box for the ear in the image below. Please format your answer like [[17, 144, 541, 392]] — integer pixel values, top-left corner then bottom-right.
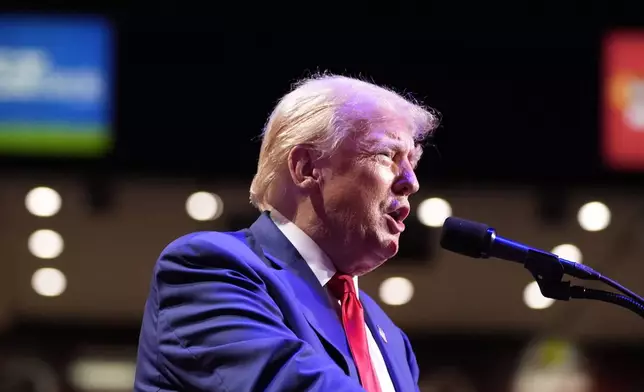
[[287, 145, 322, 190]]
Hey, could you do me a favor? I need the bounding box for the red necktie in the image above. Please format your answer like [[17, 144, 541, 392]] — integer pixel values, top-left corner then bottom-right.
[[327, 273, 382, 392]]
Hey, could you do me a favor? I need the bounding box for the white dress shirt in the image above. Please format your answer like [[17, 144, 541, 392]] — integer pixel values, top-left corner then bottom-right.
[[270, 209, 396, 392]]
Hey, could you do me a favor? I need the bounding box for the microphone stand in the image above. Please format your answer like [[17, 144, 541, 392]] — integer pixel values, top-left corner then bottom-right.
[[524, 250, 644, 319]]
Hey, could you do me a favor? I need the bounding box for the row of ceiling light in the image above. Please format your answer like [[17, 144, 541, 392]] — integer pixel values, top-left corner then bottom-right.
[[23, 187, 613, 311], [25, 185, 611, 234], [184, 190, 611, 231]]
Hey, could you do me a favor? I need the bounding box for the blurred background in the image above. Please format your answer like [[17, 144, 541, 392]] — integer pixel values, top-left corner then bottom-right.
[[1, 1, 643, 391]]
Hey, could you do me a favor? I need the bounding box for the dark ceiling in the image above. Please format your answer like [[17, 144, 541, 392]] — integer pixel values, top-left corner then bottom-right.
[[2, 1, 644, 187]]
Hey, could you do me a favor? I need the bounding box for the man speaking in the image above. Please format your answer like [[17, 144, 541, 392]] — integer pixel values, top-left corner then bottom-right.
[[134, 74, 440, 391]]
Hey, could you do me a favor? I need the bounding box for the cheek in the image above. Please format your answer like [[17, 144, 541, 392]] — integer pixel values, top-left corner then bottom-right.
[[359, 167, 394, 194], [323, 164, 393, 212], [354, 170, 394, 214]]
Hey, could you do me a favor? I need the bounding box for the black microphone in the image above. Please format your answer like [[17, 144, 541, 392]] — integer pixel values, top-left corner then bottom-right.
[[440, 217, 601, 280]]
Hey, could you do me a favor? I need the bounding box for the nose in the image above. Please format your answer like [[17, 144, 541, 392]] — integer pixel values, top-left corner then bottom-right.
[[392, 164, 420, 196]]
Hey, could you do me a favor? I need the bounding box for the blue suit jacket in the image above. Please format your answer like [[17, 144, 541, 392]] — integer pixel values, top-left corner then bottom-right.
[[134, 212, 420, 391]]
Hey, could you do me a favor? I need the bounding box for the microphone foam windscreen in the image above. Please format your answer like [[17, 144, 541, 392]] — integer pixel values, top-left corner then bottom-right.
[[440, 217, 491, 258]]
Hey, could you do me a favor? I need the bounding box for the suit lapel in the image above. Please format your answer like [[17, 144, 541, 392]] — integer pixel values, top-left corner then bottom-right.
[[362, 300, 406, 392], [264, 252, 355, 370], [248, 212, 358, 378]]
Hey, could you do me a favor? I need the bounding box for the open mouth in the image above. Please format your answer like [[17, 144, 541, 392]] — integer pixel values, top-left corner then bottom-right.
[[387, 205, 410, 223], [386, 205, 410, 233], [388, 209, 402, 221]]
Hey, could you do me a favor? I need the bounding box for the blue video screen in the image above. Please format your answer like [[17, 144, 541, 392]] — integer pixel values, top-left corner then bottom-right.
[[0, 15, 113, 157]]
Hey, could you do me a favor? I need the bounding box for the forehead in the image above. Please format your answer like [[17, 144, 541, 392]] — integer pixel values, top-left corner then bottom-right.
[[339, 98, 422, 154], [363, 120, 416, 149]]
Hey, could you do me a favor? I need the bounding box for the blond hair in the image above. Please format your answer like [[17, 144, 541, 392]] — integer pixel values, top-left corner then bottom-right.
[[249, 73, 440, 210]]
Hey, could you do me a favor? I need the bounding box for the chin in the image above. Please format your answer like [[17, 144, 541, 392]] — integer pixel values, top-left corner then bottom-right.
[[376, 234, 399, 260], [350, 261, 385, 277], [385, 237, 399, 255], [351, 242, 398, 276], [342, 251, 386, 276]]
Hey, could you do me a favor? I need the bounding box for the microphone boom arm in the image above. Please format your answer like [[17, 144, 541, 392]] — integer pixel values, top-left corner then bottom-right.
[[570, 286, 644, 318], [524, 248, 644, 319]]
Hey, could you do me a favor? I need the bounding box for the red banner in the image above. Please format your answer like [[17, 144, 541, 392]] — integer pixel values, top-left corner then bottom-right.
[[603, 31, 644, 170]]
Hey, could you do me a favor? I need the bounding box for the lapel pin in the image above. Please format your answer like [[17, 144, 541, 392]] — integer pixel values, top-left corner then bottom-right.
[[378, 326, 387, 343]]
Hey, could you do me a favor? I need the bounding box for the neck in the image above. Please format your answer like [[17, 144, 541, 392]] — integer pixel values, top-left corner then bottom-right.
[[275, 199, 374, 276], [273, 198, 339, 265]]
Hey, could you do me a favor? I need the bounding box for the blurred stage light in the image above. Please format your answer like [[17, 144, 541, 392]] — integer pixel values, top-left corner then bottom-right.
[[31, 267, 67, 297], [379, 277, 414, 306], [577, 201, 611, 232], [513, 339, 592, 392], [523, 281, 555, 310], [551, 244, 583, 264], [68, 358, 135, 391], [417, 197, 452, 227], [186, 192, 223, 221], [25, 186, 61, 217], [28, 229, 64, 259]]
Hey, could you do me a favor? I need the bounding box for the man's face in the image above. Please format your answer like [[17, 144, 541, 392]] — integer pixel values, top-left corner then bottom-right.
[[315, 117, 421, 275]]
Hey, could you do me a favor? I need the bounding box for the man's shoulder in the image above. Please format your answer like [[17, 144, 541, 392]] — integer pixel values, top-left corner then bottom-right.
[[163, 230, 247, 252], [156, 229, 265, 269]]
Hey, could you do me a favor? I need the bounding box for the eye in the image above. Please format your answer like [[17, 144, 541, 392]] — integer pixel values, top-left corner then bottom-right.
[[378, 150, 395, 159]]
